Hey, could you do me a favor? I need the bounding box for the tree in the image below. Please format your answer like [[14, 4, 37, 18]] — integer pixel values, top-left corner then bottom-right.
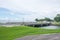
[[54, 14, 60, 22], [35, 18, 44, 22], [35, 17, 52, 22], [35, 18, 40, 22], [44, 17, 52, 22], [39, 19, 44, 21]]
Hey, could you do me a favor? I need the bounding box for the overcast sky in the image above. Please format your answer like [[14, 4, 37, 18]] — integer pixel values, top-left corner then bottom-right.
[[0, 0, 60, 22]]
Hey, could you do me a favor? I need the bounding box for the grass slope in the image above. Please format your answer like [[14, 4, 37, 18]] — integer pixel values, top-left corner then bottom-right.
[[0, 26, 60, 40]]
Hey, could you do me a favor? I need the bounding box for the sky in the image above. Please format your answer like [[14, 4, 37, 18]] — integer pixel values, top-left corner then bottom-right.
[[0, 0, 60, 22]]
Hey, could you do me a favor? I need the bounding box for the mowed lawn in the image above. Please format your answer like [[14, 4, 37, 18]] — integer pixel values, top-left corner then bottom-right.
[[0, 26, 60, 40]]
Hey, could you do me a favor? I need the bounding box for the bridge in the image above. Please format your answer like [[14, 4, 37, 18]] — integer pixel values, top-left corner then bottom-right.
[[24, 22, 51, 27], [0, 22, 51, 27]]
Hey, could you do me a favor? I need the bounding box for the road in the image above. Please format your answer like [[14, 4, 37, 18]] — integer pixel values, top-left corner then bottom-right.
[[15, 33, 60, 40]]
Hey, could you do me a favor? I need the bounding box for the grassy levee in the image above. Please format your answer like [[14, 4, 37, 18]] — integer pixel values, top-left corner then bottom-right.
[[0, 26, 60, 40]]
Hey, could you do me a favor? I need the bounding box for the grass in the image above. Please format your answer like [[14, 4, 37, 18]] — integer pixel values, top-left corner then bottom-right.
[[0, 26, 60, 40]]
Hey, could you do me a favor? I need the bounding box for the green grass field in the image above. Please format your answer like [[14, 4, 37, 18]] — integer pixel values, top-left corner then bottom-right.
[[0, 26, 60, 40]]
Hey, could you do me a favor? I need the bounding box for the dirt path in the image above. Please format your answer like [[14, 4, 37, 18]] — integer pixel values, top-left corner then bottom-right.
[[15, 33, 60, 40]]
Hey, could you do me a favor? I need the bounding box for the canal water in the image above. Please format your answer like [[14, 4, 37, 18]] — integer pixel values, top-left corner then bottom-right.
[[41, 26, 60, 29]]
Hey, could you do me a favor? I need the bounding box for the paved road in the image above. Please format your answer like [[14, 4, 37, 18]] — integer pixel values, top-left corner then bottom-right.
[[15, 33, 60, 40]]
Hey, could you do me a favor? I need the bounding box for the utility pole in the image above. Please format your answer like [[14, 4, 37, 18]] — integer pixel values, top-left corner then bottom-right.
[[22, 17, 24, 25]]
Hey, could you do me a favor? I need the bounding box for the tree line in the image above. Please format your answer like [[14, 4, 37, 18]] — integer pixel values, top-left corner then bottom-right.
[[35, 14, 60, 22]]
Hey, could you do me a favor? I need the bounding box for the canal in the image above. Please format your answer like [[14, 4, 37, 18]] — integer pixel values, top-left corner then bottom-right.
[[41, 26, 60, 29]]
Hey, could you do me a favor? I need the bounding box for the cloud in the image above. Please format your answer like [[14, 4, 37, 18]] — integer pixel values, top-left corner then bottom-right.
[[0, 0, 60, 22], [1, 0, 59, 11], [0, 7, 36, 22]]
